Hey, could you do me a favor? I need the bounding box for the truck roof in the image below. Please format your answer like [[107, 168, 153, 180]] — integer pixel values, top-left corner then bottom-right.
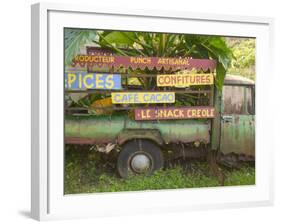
[[224, 74, 255, 85]]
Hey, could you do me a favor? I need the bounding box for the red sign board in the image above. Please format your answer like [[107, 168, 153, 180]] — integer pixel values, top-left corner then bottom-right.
[[134, 106, 215, 120], [72, 54, 217, 72]]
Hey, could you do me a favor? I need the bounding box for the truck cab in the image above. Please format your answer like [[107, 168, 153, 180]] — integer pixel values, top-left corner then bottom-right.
[[220, 75, 255, 157]]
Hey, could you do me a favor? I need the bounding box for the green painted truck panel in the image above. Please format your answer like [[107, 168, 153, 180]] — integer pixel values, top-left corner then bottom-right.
[[65, 115, 211, 145], [220, 115, 255, 156], [219, 83, 255, 156]]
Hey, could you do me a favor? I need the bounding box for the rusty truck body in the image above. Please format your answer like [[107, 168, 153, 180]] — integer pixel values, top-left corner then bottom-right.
[[65, 74, 255, 178]]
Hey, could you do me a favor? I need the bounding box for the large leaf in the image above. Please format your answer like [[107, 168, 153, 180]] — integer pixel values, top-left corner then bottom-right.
[[95, 31, 233, 90], [215, 62, 227, 91], [99, 32, 135, 46], [64, 29, 97, 65]]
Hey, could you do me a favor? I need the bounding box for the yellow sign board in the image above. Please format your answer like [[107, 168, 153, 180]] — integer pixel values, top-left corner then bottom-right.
[[111, 92, 175, 104], [157, 73, 214, 87]]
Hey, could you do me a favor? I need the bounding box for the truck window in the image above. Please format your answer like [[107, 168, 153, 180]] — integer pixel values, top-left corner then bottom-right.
[[223, 85, 254, 115]]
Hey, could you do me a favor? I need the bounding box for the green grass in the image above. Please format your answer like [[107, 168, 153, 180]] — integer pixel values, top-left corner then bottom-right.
[[64, 147, 255, 194]]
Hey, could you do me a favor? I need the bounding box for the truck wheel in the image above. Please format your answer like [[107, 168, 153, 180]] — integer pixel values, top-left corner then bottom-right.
[[117, 139, 164, 178]]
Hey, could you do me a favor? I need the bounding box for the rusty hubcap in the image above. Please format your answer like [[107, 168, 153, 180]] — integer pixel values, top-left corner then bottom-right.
[[130, 154, 151, 173]]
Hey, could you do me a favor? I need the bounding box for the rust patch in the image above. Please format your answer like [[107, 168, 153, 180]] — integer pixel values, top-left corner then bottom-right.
[[65, 137, 115, 145]]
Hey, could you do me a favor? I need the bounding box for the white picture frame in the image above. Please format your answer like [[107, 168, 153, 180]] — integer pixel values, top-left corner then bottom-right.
[[31, 2, 274, 221]]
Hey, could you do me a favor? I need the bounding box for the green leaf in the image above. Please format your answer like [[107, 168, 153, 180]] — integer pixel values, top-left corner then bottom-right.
[[215, 62, 226, 91], [100, 32, 135, 46], [94, 31, 233, 91]]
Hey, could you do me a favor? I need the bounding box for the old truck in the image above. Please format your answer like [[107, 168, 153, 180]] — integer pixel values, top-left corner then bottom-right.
[[65, 73, 255, 178]]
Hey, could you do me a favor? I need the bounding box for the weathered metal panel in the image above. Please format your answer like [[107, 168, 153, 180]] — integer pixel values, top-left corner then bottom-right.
[[220, 115, 255, 156], [223, 85, 246, 114], [65, 115, 124, 144], [124, 117, 211, 144], [224, 74, 255, 85], [65, 115, 211, 145], [220, 84, 255, 156], [117, 129, 164, 145]]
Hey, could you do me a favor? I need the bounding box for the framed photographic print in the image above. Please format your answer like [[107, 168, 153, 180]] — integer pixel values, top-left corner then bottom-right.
[[31, 2, 274, 221]]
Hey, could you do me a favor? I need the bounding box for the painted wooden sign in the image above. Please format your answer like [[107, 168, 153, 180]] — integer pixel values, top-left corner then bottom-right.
[[72, 54, 217, 72], [65, 73, 122, 90], [134, 106, 215, 120], [111, 92, 175, 104], [157, 74, 214, 87]]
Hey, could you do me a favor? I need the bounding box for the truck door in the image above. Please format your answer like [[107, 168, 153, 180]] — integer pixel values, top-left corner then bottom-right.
[[220, 85, 255, 156]]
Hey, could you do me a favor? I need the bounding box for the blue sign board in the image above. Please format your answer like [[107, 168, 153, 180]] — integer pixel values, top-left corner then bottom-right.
[[65, 73, 122, 90]]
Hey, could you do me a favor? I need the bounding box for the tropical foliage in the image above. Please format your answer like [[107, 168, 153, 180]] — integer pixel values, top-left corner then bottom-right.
[[64, 31, 256, 115], [65, 29, 234, 89], [226, 38, 255, 80], [64, 28, 97, 66], [96, 31, 233, 90]]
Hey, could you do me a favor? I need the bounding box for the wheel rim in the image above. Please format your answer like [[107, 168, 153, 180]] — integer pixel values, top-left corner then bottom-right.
[[130, 153, 152, 174]]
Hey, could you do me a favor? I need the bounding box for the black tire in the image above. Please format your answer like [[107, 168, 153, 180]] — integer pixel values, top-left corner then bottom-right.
[[117, 139, 164, 178]]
